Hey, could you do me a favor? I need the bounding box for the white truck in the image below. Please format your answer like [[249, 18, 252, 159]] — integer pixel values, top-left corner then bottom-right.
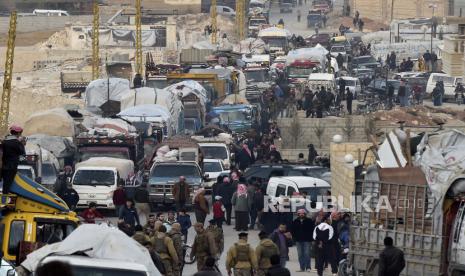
[[72, 157, 135, 209]]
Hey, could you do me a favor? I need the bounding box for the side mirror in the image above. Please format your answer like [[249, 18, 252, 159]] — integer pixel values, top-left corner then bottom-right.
[[7, 269, 15, 276], [66, 177, 72, 184], [204, 174, 210, 180]]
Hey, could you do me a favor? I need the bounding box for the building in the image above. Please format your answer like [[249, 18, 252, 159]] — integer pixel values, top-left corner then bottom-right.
[[351, 0, 447, 24], [449, 0, 465, 16], [0, 0, 94, 14]]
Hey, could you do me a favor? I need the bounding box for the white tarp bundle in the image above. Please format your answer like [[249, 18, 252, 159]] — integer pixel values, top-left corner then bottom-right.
[[258, 27, 291, 38], [165, 80, 208, 107], [85, 28, 164, 47], [236, 38, 267, 54], [192, 40, 217, 50], [85, 78, 131, 108], [76, 157, 134, 179], [120, 87, 183, 136], [20, 224, 160, 275], [27, 134, 76, 159], [416, 130, 465, 203], [23, 108, 75, 137], [376, 131, 408, 168], [118, 104, 171, 121], [41, 148, 60, 170], [285, 46, 328, 65]]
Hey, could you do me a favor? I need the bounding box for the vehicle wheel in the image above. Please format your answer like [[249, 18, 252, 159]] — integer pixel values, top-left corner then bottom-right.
[[183, 244, 196, 264]]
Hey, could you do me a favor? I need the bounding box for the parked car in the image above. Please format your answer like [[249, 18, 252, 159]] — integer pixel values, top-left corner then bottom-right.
[[216, 5, 236, 16], [203, 159, 229, 191], [338, 76, 362, 97], [351, 55, 381, 70], [426, 73, 463, 101], [244, 164, 330, 184]]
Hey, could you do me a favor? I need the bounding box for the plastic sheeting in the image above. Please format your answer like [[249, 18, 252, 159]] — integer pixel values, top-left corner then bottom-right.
[[85, 78, 131, 108], [20, 224, 160, 275], [27, 134, 76, 159], [118, 104, 171, 120], [258, 27, 291, 38], [76, 157, 134, 179], [165, 80, 208, 107], [86, 28, 164, 47], [236, 38, 267, 54], [285, 45, 328, 65], [23, 108, 75, 137]]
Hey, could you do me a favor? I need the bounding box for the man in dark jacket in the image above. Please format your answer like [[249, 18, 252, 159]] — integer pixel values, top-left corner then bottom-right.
[[270, 224, 293, 268], [291, 209, 315, 272], [266, 255, 290, 276], [313, 214, 337, 276], [378, 237, 405, 276], [2, 124, 26, 194], [217, 178, 235, 225], [112, 184, 126, 217], [59, 183, 79, 210], [268, 145, 282, 163], [345, 87, 353, 115], [193, 256, 221, 276], [119, 199, 140, 236]]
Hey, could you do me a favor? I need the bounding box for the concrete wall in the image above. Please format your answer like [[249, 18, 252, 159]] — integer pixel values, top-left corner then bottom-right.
[[330, 142, 375, 208], [353, 0, 447, 23], [0, 15, 96, 34]]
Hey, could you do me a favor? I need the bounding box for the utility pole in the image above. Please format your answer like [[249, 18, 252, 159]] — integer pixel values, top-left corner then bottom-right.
[[236, 0, 245, 41], [429, 3, 437, 54], [135, 0, 143, 76], [211, 0, 218, 44], [92, 1, 99, 80]]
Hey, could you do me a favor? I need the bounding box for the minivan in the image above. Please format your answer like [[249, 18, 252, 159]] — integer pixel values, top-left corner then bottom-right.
[[426, 73, 463, 100]]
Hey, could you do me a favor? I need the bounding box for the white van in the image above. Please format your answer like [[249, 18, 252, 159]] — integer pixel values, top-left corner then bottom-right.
[[216, 6, 236, 16], [266, 176, 330, 209], [338, 76, 361, 96], [308, 73, 336, 91], [32, 9, 69, 16], [199, 142, 231, 169], [426, 73, 463, 100], [72, 157, 134, 209]]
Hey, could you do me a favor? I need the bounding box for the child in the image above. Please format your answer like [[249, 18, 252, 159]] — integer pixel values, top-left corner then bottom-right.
[[213, 195, 226, 228], [177, 208, 192, 243]]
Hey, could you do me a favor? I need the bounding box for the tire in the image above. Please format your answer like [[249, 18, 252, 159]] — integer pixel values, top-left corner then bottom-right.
[[183, 244, 196, 264]]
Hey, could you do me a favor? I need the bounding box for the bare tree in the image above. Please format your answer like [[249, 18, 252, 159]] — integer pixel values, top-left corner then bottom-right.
[[288, 116, 305, 148], [343, 115, 355, 142], [313, 120, 326, 148], [364, 115, 379, 141]]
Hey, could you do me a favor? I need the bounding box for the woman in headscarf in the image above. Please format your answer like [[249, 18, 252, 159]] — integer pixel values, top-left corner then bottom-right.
[[231, 184, 252, 231], [192, 188, 209, 225]]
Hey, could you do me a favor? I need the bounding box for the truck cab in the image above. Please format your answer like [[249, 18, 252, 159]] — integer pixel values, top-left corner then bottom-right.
[[148, 161, 203, 206], [248, 16, 269, 37], [0, 174, 79, 264], [212, 104, 258, 134], [72, 157, 135, 210]]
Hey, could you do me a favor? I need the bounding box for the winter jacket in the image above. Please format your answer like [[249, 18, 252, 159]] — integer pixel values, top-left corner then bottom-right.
[[213, 201, 225, 219], [218, 183, 235, 206], [291, 217, 315, 242], [172, 181, 190, 202], [177, 214, 192, 235], [231, 192, 251, 212], [193, 269, 222, 276], [270, 230, 292, 259], [378, 245, 406, 276], [112, 189, 126, 205], [2, 135, 25, 170], [134, 187, 149, 203], [59, 187, 79, 208], [81, 209, 103, 223], [256, 238, 279, 269], [119, 206, 140, 227]]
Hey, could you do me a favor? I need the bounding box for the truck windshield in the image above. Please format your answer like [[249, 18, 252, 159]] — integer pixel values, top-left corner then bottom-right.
[[150, 165, 201, 179], [73, 170, 115, 186], [250, 19, 267, 26], [81, 151, 130, 161], [18, 168, 33, 179], [42, 163, 57, 184], [36, 222, 76, 244], [288, 67, 313, 77], [245, 70, 267, 82], [201, 146, 228, 159], [262, 37, 287, 48], [218, 111, 247, 122], [71, 267, 146, 276], [204, 162, 223, 172]]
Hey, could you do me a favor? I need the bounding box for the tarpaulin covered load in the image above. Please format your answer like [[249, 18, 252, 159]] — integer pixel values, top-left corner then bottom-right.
[[258, 26, 291, 38], [120, 87, 183, 136], [27, 134, 76, 161], [85, 78, 131, 108], [415, 130, 465, 233], [92, 117, 137, 134], [118, 104, 171, 121], [20, 224, 160, 275], [285, 45, 328, 65], [221, 94, 250, 105], [165, 80, 208, 107], [23, 108, 75, 137], [236, 38, 267, 54], [76, 157, 134, 180]]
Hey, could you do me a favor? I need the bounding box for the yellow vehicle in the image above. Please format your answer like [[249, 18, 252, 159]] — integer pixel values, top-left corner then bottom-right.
[[167, 72, 233, 102], [1, 174, 79, 263]]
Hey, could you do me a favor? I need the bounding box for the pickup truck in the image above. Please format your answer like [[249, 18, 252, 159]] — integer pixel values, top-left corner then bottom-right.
[[148, 161, 203, 206]]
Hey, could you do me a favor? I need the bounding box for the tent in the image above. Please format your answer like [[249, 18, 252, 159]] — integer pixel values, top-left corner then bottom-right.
[[23, 108, 75, 137]]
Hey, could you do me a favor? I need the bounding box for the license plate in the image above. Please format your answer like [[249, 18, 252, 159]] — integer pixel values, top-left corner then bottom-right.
[[87, 201, 96, 205]]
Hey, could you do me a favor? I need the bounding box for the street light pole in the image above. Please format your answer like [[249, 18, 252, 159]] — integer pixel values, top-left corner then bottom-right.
[[429, 4, 437, 54]]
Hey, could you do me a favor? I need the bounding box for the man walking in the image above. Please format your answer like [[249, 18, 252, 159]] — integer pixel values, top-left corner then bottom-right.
[[313, 214, 337, 276], [291, 209, 315, 272], [270, 224, 293, 268], [345, 87, 353, 115], [112, 184, 126, 217], [168, 223, 184, 276], [226, 232, 258, 276], [218, 177, 235, 225], [378, 237, 405, 276], [423, 50, 432, 71], [256, 231, 279, 276], [134, 183, 150, 225], [119, 199, 140, 236], [2, 124, 25, 194], [206, 219, 224, 258], [172, 176, 190, 211], [192, 223, 218, 271]]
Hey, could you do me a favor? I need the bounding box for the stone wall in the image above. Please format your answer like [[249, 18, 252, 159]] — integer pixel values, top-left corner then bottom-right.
[[330, 142, 375, 208]]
